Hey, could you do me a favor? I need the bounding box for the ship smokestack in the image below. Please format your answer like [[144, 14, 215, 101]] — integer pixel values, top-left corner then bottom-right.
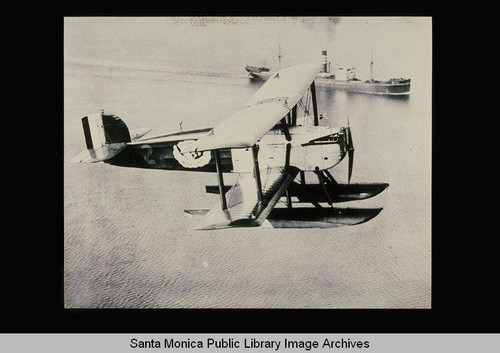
[[321, 50, 328, 73]]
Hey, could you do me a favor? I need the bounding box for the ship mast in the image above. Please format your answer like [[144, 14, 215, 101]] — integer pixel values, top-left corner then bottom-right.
[[367, 20, 374, 81], [370, 48, 373, 81], [278, 42, 282, 70]]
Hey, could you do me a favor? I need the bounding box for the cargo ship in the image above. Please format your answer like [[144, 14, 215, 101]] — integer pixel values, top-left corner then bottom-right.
[[315, 50, 411, 95], [246, 50, 411, 95]]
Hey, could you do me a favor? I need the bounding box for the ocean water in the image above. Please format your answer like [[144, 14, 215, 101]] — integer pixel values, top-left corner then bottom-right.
[[63, 17, 432, 308]]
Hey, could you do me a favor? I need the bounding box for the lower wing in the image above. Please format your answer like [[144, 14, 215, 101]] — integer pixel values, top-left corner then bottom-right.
[[196, 166, 299, 230]]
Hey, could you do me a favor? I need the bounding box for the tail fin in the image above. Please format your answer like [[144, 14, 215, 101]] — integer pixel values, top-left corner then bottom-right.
[[72, 111, 131, 163]]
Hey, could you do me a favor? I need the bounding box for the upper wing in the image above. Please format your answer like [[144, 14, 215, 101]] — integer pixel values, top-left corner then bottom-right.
[[191, 63, 320, 152]]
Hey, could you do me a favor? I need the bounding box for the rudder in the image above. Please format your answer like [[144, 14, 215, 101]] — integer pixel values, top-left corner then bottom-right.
[[72, 111, 131, 163], [82, 111, 131, 149]]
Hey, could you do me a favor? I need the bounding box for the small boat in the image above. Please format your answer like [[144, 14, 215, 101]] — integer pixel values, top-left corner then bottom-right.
[[245, 65, 273, 81], [245, 44, 282, 81]]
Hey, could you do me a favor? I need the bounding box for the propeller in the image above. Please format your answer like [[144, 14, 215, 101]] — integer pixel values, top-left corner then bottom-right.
[[346, 121, 354, 184]]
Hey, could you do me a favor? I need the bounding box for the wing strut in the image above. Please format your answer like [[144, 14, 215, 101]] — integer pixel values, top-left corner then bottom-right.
[[285, 143, 292, 208], [214, 150, 227, 211], [311, 81, 319, 126], [280, 118, 292, 141], [252, 145, 264, 210], [291, 105, 297, 126]]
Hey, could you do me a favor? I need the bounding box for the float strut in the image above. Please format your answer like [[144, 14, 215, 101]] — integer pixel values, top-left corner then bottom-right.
[[300, 171, 306, 185], [214, 150, 227, 211], [323, 169, 338, 185], [315, 167, 333, 207]]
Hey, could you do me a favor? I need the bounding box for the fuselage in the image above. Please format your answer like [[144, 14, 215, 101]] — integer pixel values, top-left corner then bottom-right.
[[108, 125, 349, 174]]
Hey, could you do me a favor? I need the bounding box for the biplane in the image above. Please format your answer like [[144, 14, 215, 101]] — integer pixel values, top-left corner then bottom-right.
[[72, 63, 388, 229]]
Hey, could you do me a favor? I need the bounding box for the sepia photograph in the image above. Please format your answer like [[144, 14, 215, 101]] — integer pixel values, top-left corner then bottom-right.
[[63, 16, 432, 309]]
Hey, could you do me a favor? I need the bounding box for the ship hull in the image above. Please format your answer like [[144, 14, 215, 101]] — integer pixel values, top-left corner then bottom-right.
[[248, 71, 273, 81], [245, 65, 273, 81], [247, 72, 411, 95], [316, 78, 411, 95]]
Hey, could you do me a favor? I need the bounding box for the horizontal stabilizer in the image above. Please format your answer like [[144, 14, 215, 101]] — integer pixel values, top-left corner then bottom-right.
[[71, 142, 127, 163], [184, 209, 210, 217], [205, 185, 232, 195]]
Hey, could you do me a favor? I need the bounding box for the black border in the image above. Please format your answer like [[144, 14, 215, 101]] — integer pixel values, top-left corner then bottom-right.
[[9, 5, 494, 334]]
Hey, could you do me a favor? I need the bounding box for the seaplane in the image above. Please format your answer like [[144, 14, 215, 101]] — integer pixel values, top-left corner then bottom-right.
[[72, 63, 388, 230]]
